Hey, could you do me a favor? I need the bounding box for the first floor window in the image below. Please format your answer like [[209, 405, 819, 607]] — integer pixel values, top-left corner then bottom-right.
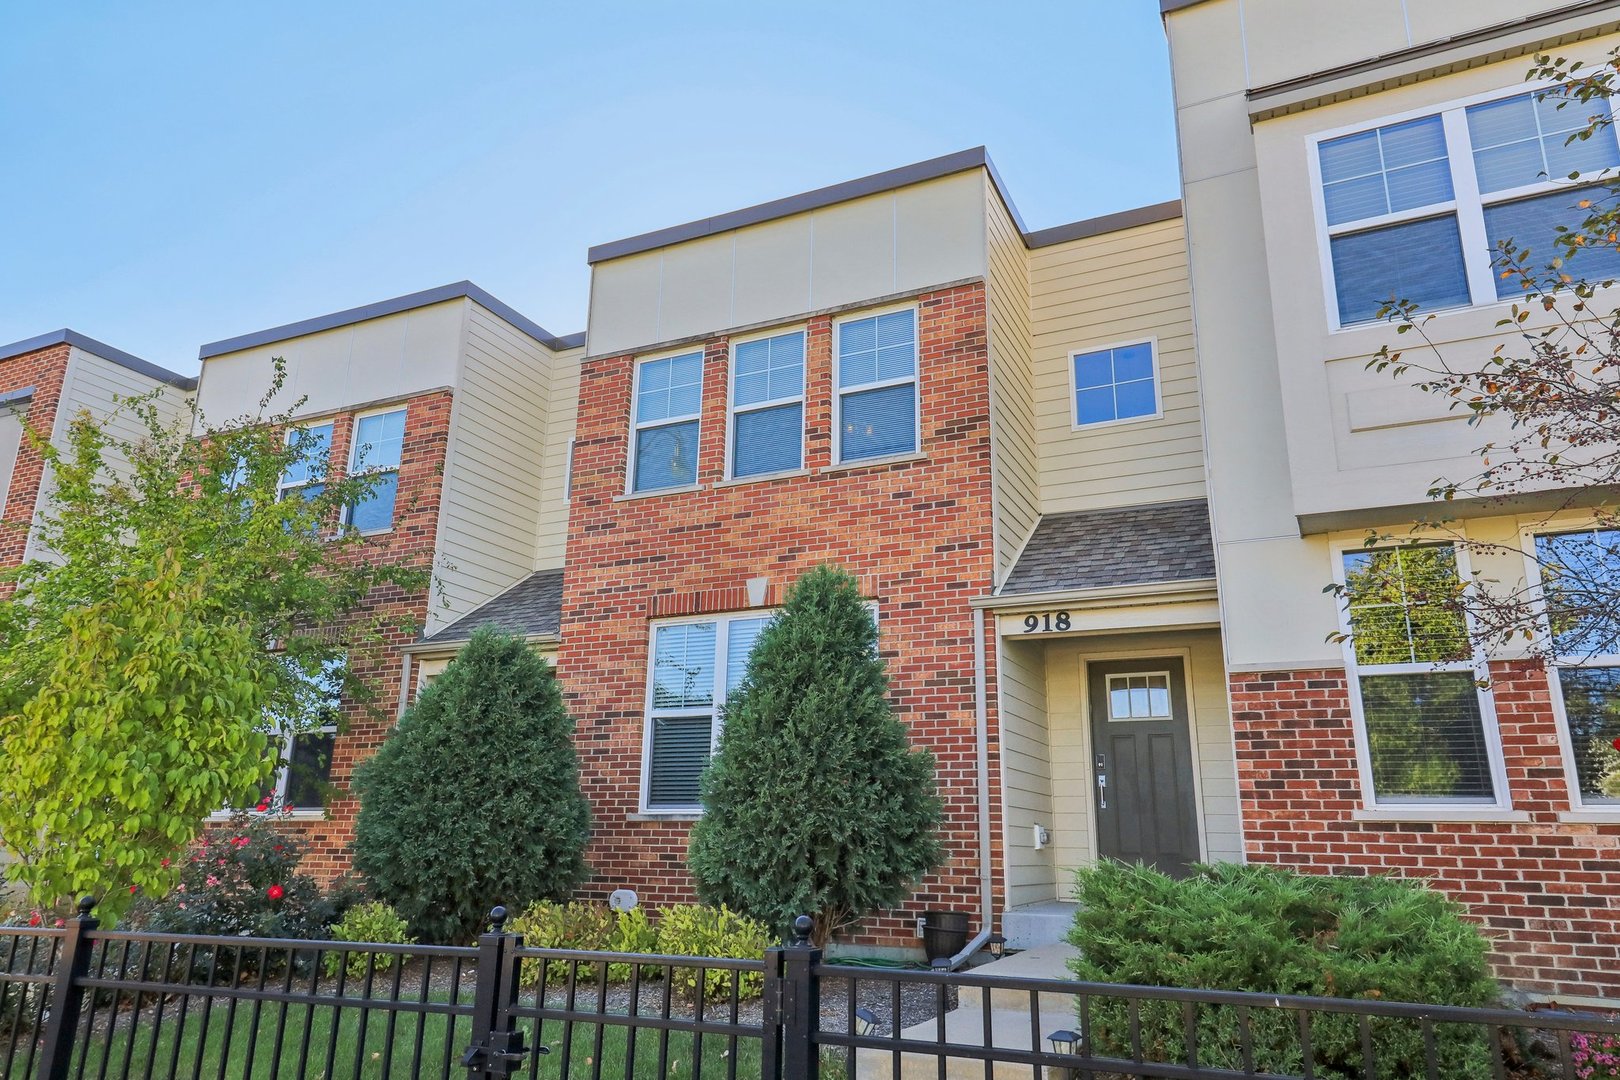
[[346, 408, 406, 532], [1341, 544, 1500, 805], [260, 656, 343, 811], [644, 613, 772, 811], [836, 309, 917, 463], [1536, 527, 1620, 805], [632, 351, 704, 492]]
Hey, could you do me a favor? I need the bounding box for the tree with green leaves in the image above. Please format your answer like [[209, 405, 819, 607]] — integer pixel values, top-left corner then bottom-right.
[[0, 364, 425, 919], [351, 627, 590, 943], [687, 564, 943, 946]]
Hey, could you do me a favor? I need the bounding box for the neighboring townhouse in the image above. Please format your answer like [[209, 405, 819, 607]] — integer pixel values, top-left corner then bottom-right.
[[558, 147, 1223, 952], [1163, 0, 1620, 1001], [0, 329, 196, 573], [192, 282, 581, 876]]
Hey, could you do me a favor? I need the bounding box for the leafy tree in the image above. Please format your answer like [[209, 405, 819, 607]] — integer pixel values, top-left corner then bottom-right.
[[351, 627, 590, 943], [687, 564, 942, 946], [0, 365, 425, 917]]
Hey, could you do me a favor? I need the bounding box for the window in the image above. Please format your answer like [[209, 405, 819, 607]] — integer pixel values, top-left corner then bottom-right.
[[345, 408, 406, 533], [1339, 545, 1502, 805], [277, 422, 333, 503], [1072, 341, 1159, 426], [836, 309, 918, 463], [259, 656, 342, 812], [632, 351, 703, 492], [1106, 672, 1171, 720], [1535, 528, 1620, 806], [643, 613, 772, 811], [1315, 87, 1620, 325], [729, 330, 805, 479]]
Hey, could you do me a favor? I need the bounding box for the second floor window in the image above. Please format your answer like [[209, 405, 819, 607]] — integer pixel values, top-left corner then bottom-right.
[[1316, 87, 1620, 326], [632, 351, 703, 492], [277, 422, 333, 502], [1072, 341, 1159, 426], [836, 309, 918, 463], [729, 330, 805, 479], [346, 408, 406, 533]]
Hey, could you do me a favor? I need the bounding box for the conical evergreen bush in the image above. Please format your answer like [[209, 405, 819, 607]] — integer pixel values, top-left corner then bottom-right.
[[688, 565, 942, 945], [353, 627, 589, 942]]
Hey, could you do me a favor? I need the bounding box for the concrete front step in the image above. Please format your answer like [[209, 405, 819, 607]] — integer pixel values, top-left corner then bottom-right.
[[1000, 900, 1077, 951]]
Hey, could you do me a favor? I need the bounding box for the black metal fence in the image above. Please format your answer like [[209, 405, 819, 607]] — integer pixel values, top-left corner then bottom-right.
[[3, 904, 1618, 1079]]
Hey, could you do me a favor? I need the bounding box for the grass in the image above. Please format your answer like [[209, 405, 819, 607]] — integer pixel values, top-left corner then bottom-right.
[[63, 990, 777, 1079]]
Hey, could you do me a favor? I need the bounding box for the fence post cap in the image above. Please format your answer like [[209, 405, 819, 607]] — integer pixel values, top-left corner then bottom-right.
[[76, 896, 97, 916], [489, 905, 508, 931], [791, 915, 813, 945]]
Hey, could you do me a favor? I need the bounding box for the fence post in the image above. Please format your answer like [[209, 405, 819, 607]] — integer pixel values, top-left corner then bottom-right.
[[462, 905, 528, 1079], [778, 915, 821, 1080], [36, 896, 97, 1080]]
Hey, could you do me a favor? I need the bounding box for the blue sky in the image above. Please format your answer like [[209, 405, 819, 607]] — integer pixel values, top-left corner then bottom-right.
[[2, 3, 1179, 377]]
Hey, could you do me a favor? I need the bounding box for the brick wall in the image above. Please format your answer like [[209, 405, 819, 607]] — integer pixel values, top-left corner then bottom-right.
[[268, 390, 451, 878], [1231, 664, 1620, 1000], [0, 343, 71, 571], [558, 283, 1003, 946]]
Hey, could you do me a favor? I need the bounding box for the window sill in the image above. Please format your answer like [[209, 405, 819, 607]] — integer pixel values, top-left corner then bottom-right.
[[820, 451, 928, 475], [1350, 807, 1530, 824], [712, 469, 810, 489], [627, 812, 702, 823], [1558, 809, 1620, 824], [613, 484, 704, 503], [207, 809, 328, 823]]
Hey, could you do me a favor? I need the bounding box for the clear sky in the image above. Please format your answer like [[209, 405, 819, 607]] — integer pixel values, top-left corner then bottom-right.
[[2, 3, 1179, 378]]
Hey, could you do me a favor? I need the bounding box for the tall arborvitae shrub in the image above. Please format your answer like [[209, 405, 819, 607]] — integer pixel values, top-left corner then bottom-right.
[[352, 628, 589, 942], [687, 564, 942, 946]]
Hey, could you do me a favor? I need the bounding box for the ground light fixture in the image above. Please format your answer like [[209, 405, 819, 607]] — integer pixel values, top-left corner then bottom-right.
[[853, 1007, 880, 1037], [1046, 1028, 1082, 1079]]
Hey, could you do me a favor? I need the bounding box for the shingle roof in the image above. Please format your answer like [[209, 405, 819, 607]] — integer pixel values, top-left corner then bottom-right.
[[999, 500, 1216, 597], [419, 569, 564, 646]]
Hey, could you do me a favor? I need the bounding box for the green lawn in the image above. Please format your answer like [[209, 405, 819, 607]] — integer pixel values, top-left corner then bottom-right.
[[67, 992, 780, 1079]]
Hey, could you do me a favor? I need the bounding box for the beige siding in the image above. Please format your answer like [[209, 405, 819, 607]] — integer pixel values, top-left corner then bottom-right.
[[1029, 218, 1205, 514], [997, 636, 1056, 909], [533, 345, 580, 570], [985, 190, 1039, 584], [431, 302, 559, 631]]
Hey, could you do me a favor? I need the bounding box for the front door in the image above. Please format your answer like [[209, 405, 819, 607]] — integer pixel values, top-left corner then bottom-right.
[[1088, 658, 1200, 877]]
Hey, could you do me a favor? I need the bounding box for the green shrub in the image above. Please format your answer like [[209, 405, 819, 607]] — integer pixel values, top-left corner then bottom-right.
[[324, 900, 415, 979], [352, 628, 590, 943], [655, 905, 770, 1000], [1067, 862, 1499, 1079], [510, 902, 663, 986]]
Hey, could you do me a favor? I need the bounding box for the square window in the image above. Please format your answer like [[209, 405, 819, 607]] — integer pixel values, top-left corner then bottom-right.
[[1071, 342, 1159, 426]]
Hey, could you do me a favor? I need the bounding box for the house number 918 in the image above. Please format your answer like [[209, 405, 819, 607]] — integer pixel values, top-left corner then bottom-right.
[[1022, 612, 1071, 633]]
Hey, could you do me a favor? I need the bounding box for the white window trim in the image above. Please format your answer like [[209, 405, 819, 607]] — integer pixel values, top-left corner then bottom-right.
[[832, 304, 921, 467], [725, 326, 807, 483], [1330, 537, 1513, 812], [1067, 335, 1163, 431], [1103, 669, 1174, 721], [276, 420, 334, 503], [1519, 521, 1620, 815], [627, 348, 705, 496], [1307, 77, 1616, 332], [343, 405, 407, 536], [563, 437, 575, 501]]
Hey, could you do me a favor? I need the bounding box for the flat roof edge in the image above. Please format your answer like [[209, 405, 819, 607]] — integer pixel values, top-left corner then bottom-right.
[[1024, 200, 1183, 248], [1160, 0, 1214, 12], [199, 282, 583, 359], [587, 147, 992, 264], [0, 329, 197, 390]]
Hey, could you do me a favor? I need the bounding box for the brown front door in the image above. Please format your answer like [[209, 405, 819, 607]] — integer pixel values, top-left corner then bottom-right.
[[1088, 658, 1201, 877]]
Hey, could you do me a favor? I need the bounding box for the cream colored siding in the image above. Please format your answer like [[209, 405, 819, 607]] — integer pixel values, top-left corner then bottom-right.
[[997, 636, 1055, 908], [1029, 218, 1204, 514], [431, 302, 559, 631], [984, 189, 1039, 583], [534, 346, 580, 570], [587, 171, 988, 358]]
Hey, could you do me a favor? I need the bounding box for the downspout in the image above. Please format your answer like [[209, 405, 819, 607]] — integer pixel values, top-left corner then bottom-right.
[[394, 648, 415, 718], [937, 607, 997, 971]]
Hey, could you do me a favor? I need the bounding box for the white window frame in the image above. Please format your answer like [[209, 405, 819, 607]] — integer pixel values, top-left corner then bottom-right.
[[343, 405, 407, 535], [726, 326, 807, 482], [1330, 537, 1512, 812], [628, 348, 705, 495], [1067, 336, 1163, 431], [276, 420, 334, 503], [1307, 77, 1617, 331], [832, 304, 922, 466], [1104, 670, 1174, 721], [1521, 521, 1620, 816], [563, 437, 576, 501]]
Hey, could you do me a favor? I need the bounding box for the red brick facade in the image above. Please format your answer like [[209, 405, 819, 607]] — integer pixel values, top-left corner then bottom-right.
[[1231, 664, 1620, 1000], [0, 343, 71, 572], [268, 390, 452, 879], [557, 283, 1003, 946]]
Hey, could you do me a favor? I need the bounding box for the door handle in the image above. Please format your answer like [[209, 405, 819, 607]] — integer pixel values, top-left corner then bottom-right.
[[1097, 772, 1108, 811]]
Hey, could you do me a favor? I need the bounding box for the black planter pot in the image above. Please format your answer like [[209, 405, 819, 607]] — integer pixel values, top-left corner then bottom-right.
[[921, 909, 971, 962]]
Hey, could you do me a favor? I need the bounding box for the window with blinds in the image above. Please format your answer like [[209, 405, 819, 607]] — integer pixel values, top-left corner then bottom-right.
[[643, 613, 772, 811], [1340, 545, 1502, 805], [729, 330, 805, 479], [1535, 528, 1620, 806], [346, 408, 406, 533], [836, 309, 918, 463], [1315, 87, 1620, 326], [632, 351, 703, 493]]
